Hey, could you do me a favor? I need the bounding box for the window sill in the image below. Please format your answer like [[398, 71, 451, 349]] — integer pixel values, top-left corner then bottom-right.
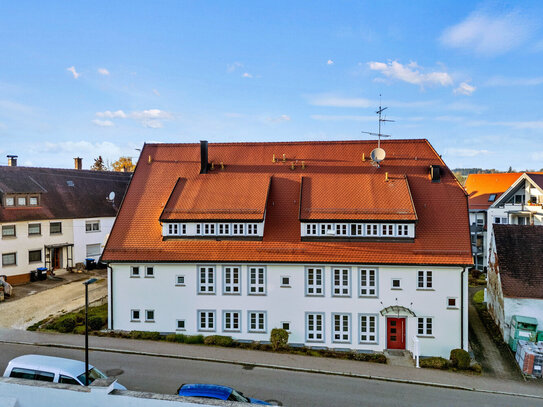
[[280, 285, 291, 288], [130, 275, 140, 278], [223, 292, 241, 295], [223, 329, 241, 333], [144, 275, 155, 278], [416, 288, 435, 291], [1, 236, 16, 239], [416, 335, 435, 338], [144, 320, 155, 323], [306, 340, 325, 343], [175, 283, 186, 287], [248, 331, 267, 334], [447, 306, 459, 310], [197, 292, 216, 295], [198, 329, 216, 332], [248, 293, 267, 296], [176, 328, 186, 331], [2, 264, 17, 267], [130, 320, 141, 323], [358, 295, 378, 298], [305, 294, 325, 297], [85, 231, 101, 234], [50, 233, 62, 235], [359, 341, 378, 345], [391, 288, 402, 291], [332, 341, 351, 344]]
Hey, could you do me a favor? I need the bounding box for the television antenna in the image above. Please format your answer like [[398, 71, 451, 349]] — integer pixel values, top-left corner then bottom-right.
[[361, 96, 395, 167]]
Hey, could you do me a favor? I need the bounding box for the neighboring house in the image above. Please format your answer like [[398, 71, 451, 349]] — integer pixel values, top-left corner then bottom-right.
[[0, 158, 130, 285], [102, 140, 472, 358], [487, 225, 543, 340], [464, 172, 525, 271]]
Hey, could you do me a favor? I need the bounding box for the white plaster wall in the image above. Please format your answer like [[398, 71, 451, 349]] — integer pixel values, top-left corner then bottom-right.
[[0, 219, 73, 277], [110, 262, 466, 358], [503, 297, 543, 341], [73, 217, 115, 263]]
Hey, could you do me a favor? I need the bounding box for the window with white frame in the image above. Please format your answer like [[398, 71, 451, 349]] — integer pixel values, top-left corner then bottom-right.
[[351, 224, 363, 236], [248, 266, 266, 295], [447, 297, 458, 308], [181, 224, 187, 234], [168, 223, 179, 235], [332, 267, 350, 296], [417, 317, 433, 336], [332, 313, 351, 343], [417, 271, 433, 289], [85, 220, 100, 232], [306, 313, 324, 342], [29, 196, 39, 206], [306, 223, 318, 235], [196, 224, 201, 234], [145, 266, 154, 278], [203, 223, 215, 235], [175, 275, 185, 286], [176, 319, 186, 330], [280, 276, 290, 287], [17, 197, 26, 206], [145, 310, 155, 322], [306, 267, 324, 296], [232, 223, 244, 235], [282, 321, 290, 331], [391, 278, 402, 289], [248, 311, 266, 332], [223, 311, 241, 332], [359, 314, 378, 343], [246, 224, 258, 235], [131, 309, 140, 321], [218, 223, 230, 235], [397, 224, 409, 236], [86, 244, 101, 258], [198, 310, 215, 331], [130, 266, 140, 277], [335, 224, 348, 236], [381, 224, 394, 236], [320, 224, 334, 235], [359, 268, 377, 297], [5, 196, 14, 206], [366, 224, 378, 236], [198, 266, 215, 293], [223, 266, 241, 294]]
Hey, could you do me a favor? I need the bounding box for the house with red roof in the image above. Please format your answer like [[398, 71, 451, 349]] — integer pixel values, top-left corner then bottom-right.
[[101, 139, 472, 357]]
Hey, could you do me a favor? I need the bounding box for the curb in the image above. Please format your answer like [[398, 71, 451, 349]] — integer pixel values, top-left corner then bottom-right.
[[2, 339, 542, 400]]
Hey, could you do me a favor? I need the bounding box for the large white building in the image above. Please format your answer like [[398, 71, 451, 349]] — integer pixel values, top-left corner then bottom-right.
[[102, 140, 473, 358], [0, 158, 130, 284]]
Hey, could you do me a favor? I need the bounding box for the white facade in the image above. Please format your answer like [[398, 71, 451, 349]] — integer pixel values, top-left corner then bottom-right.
[[109, 262, 468, 358], [73, 217, 116, 262]]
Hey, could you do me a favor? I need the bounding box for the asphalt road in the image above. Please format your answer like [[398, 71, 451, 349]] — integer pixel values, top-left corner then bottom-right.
[[0, 343, 539, 407]]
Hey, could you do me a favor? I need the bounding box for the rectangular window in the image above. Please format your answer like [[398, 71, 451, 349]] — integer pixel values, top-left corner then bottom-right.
[[2, 252, 16, 266], [306, 313, 324, 342], [381, 224, 394, 236], [223, 311, 241, 332], [366, 224, 378, 236], [218, 223, 230, 235], [181, 224, 187, 234], [447, 297, 458, 308], [359, 314, 378, 343], [246, 224, 258, 235], [223, 266, 241, 294], [145, 266, 154, 278], [17, 196, 27, 206], [350, 224, 363, 236], [198, 266, 215, 294], [28, 223, 41, 235], [335, 224, 348, 236], [332, 313, 351, 343], [203, 223, 215, 235], [2, 225, 15, 237], [145, 310, 155, 322], [248, 311, 266, 332], [131, 309, 140, 321], [232, 223, 245, 235], [359, 268, 377, 297], [176, 319, 186, 330], [50, 222, 62, 234], [280, 276, 290, 287], [306, 267, 324, 296], [198, 310, 215, 331], [306, 223, 317, 235], [85, 220, 100, 232], [417, 271, 433, 289], [28, 249, 42, 263], [168, 223, 178, 235], [130, 266, 140, 277], [29, 196, 39, 206], [418, 317, 433, 336], [391, 278, 402, 289], [5, 196, 14, 206], [332, 267, 350, 296], [86, 244, 101, 258], [282, 322, 290, 331], [397, 225, 409, 236], [196, 224, 201, 234], [175, 275, 185, 286], [248, 266, 266, 295], [320, 224, 334, 236]]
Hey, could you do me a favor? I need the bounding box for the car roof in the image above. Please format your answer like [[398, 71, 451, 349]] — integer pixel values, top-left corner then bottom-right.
[[7, 355, 90, 377], [179, 384, 233, 400]]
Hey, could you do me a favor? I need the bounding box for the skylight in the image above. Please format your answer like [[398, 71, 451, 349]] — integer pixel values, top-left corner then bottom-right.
[[488, 194, 496, 202]]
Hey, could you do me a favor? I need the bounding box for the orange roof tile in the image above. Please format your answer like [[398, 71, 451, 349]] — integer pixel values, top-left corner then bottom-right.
[[465, 173, 526, 210], [102, 139, 472, 266]]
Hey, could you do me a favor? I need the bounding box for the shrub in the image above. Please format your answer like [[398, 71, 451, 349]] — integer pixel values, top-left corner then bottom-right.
[[470, 362, 482, 373], [88, 315, 105, 331], [130, 331, 161, 340], [75, 313, 85, 324], [73, 325, 87, 335], [270, 328, 289, 351], [204, 335, 234, 347], [470, 268, 482, 279], [54, 315, 77, 333], [450, 348, 471, 370], [348, 352, 387, 364], [184, 335, 205, 344], [420, 357, 449, 370], [165, 334, 185, 343]]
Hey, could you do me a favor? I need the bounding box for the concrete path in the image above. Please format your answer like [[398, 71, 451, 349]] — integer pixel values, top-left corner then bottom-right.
[[468, 287, 522, 381]]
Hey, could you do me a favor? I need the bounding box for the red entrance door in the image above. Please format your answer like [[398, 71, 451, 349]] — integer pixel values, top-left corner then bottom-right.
[[387, 318, 406, 349]]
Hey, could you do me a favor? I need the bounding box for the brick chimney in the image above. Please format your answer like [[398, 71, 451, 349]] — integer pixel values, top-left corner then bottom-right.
[[7, 155, 17, 167], [74, 157, 83, 170]]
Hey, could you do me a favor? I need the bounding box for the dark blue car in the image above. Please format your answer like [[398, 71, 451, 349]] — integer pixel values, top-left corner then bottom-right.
[[177, 383, 272, 405]]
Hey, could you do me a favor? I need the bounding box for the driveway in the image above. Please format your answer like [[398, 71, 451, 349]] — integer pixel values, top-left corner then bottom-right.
[[468, 286, 522, 380]]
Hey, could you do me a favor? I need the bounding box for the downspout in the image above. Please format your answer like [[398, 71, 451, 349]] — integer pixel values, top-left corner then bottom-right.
[[461, 266, 467, 350], [107, 264, 114, 330]]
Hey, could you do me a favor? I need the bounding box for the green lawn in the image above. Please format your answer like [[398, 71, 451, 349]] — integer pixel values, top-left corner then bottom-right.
[[473, 289, 484, 304]]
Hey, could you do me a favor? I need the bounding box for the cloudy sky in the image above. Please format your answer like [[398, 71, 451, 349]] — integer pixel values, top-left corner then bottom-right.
[[1, 0, 543, 170]]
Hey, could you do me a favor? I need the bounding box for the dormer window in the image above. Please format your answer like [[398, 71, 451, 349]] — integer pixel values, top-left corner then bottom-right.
[[168, 223, 178, 235], [17, 197, 26, 206], [306, 224, 318, 235], [381, 224, 394, 236], [320, 224, 334, 235], [5, 196, 14, 207], [397, 225, 409, 236], [204, 223, 215, 235], [29, 196, 39, 206], [336, 224, 348, 236], [232, 223, 244, 235], [247, 224, 258, 235], [366, 224, 378, 236]]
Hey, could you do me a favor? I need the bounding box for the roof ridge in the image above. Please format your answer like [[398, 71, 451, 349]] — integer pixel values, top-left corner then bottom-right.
[[144, 139, 429, 147]]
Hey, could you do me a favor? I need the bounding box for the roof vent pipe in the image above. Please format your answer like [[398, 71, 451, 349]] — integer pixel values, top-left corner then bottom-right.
[[74, 157, 82, 170], [200, 140, 209, 174], [7, 155, 18, 167]]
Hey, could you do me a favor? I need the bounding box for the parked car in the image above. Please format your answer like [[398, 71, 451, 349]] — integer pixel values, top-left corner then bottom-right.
[[177, 383, 271, 405], [3, 354, 126, 389]]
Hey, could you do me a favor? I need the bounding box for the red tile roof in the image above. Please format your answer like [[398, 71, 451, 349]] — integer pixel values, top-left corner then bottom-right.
[[102, 139, 472, 266], [300, 174, 417, 221], [465, 173, 525, 210], [160, 174, 271, 221]]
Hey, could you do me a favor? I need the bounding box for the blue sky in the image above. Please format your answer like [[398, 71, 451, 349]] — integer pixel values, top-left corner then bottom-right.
[[1, 0, 543, 170]]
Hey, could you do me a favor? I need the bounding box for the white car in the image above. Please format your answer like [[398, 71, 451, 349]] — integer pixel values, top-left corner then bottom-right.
[[3, 354, 126, 389]]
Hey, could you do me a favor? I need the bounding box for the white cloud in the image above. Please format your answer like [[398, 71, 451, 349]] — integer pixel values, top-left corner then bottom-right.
[[92, 119, 115, 127], [242, 72, 253, 78], [485, 76, 543, 86], [266, 114, 291, 123], [131, 109, 173, 120], [98, 68, 110, 76], [153, 89, 160, 96], [368, 60, 453, 87], [67, 66, 80, 79], [445, 148, 490, 157], [96, 110, 127, 119], [454, 82, 476, 95], [310, 115, 376, 122], [142, 120, 163, 129], [227, 62, 243, 73], [327, 59, 334, 65], [440, 10, 535, 56], [43, 141, 122, 155]]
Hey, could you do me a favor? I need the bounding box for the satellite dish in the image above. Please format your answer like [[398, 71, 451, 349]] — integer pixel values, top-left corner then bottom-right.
[[370, 148, 386, 163], [108, 191, 116, 201]]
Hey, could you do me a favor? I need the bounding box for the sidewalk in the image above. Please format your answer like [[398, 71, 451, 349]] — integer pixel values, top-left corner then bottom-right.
[[1, 328, 542, 399]]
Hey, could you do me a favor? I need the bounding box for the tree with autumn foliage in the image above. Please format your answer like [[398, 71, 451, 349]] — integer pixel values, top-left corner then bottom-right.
[[90, 156, 108, 171], [111, 156, 135, 172]]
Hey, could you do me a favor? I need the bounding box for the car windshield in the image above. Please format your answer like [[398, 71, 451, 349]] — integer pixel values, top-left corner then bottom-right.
[[230, 389, 250, 403], [77, 367, 107, 385]]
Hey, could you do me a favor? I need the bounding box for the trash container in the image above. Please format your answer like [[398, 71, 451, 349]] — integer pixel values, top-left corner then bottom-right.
[[37, 267, 48, 281], [85, 258, 96, 270], [30, 270, 38, 282]]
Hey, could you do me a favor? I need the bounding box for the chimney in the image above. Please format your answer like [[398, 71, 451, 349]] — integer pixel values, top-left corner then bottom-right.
[[7, 155, 17, 167], [74, 157, 83, 170], [430, 165, 441, 182], [200, 140, 209, 174]]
